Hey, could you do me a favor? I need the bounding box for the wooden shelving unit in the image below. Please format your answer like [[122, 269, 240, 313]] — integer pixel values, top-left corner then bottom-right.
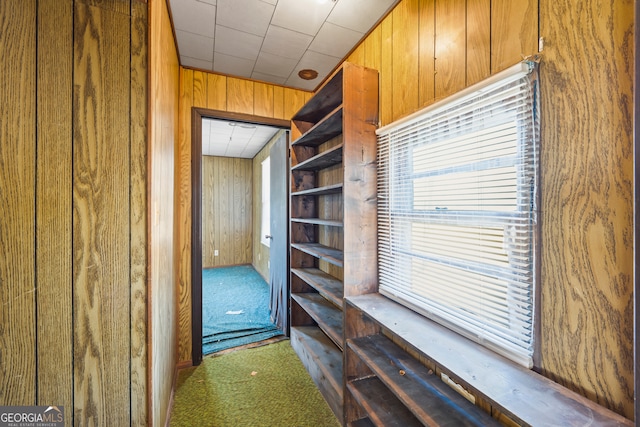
[[343, 297, 501, 427], [289, 62, 379, 424]]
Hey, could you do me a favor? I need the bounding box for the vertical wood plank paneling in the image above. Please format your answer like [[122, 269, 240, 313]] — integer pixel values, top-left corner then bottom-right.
[[254, 82, 275, 118], [202, 157, 254, 265], [193, 70, 208, 109], [418, 0, 435, 107], [380, 14, 394, 126], [364, 24, 382, 75], [177, 67, 194, 364], [466, 0, 490, 86], [207, 73, 227, 111], [538, 0, 634, 418], [150, 0, 179, 423], [227, 77, 254, 114], [219, 159, 231, 265], [434, 0, 466, 98], [391, 0, 419, 121], [283, 88, 307, 119], [202, 156, 215, 267], [273, 85, 285, 119], [35, 0, 73, 418], [0, 0, 37, 406], [177, 69, 311, 362], [130, 1, 148, 426], [348, 43, 365, 66], [73, 3, 130, 425], [491, 0, 538, 73]]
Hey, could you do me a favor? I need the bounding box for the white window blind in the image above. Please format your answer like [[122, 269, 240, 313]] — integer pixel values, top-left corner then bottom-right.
[[376, 61, 540, 367]]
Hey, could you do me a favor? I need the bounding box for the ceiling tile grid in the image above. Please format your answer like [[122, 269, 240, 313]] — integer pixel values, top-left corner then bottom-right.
[[170, 0, 399, 91]]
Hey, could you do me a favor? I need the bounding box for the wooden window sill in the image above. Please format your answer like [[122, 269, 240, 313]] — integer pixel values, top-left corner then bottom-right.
[[345, 293, 632, 426]]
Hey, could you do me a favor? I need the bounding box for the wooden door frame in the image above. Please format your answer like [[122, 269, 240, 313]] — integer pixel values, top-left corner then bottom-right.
[[190, 107, 289, 366]]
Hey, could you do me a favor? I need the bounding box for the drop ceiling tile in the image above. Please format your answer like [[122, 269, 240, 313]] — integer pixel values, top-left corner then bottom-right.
[[251, 71, 287, 85], [261, 25, 313, 60], [170, 0, 216, 38], [261, 0, 276, 5], [176, 30, 214, 61], [213, 52, 255, 78], [327, 0, 397, 33], [309, 22, 363, 58], [217, 0, 274, 37], [271, 0, 336, 36], [214, 25, 263, 61], [196, 0, 216, 5], [286, 50, 340, 90], [181, 56, 213, 70], [254, 51, 298, 78]]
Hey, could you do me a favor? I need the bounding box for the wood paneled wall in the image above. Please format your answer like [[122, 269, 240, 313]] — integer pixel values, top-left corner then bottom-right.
[[252, 131, 287, 281], [177, 69, 311, 363], [150, 0, 180, 425], [202, 156, 253, 268], [538, 0, 634, 419], [0, 0, 148, 425], [346, 0, 634, 419]]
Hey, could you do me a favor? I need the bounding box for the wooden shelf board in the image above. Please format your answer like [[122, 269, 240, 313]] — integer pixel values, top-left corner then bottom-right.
[[290, 326, 344, 421], [345, 294, 633, 427], [291, 267, 343, 308], [291, 217, 343, 227], [292, 105, 343, 147], [291, 183, 343, 197], [347, 377, 422, 427], [292, 293, 344, 349], [292, 143, 343, 171], [348, 335, 499, 426], [292, 67, 344, 123], [291, 243, 344, 267], [349, 418, 375, 427]]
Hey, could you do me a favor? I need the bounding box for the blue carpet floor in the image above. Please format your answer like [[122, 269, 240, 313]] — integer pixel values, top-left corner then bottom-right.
[[202, 265, 282, 355]]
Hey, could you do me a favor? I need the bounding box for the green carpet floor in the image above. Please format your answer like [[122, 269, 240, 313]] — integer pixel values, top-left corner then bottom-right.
[[170, 340, 341, 427]]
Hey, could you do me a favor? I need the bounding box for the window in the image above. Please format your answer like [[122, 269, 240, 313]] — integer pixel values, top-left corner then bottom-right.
[[377, 61, 540, 367], [261, 157, 270, 247]]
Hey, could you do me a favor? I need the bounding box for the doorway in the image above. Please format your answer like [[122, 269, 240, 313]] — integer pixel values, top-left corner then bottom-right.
[[191, 108, 290, 365]]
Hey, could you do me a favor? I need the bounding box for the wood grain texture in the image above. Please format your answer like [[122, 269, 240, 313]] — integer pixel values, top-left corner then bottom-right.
[[35, 0, 73, 417], [380, 14, 394, 126], [177, 67, 194, 364], [72, 3, 130, 424], [193, 70, 208, 108], [364, 25, 382, 78], [0, 0, 37, 406], [207, 73, 227, 110], [418, 0, 435, 107], [201, 156, 252, 267], [149, 0, 180, 425], [284, 87, 307, 120], [466, 0, 490, 86], [273, 85, 285, 120], [491, 0, 538, 73], [254, 82, 274, 118], [227, 77, 254, 114], [391, 0, 419, 121], [434, 0, 466, 99], [348, 43, 365, 66], [176, 68, 313, 363], [538, 0, 634, 418], [130, 2, 148, 426]]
